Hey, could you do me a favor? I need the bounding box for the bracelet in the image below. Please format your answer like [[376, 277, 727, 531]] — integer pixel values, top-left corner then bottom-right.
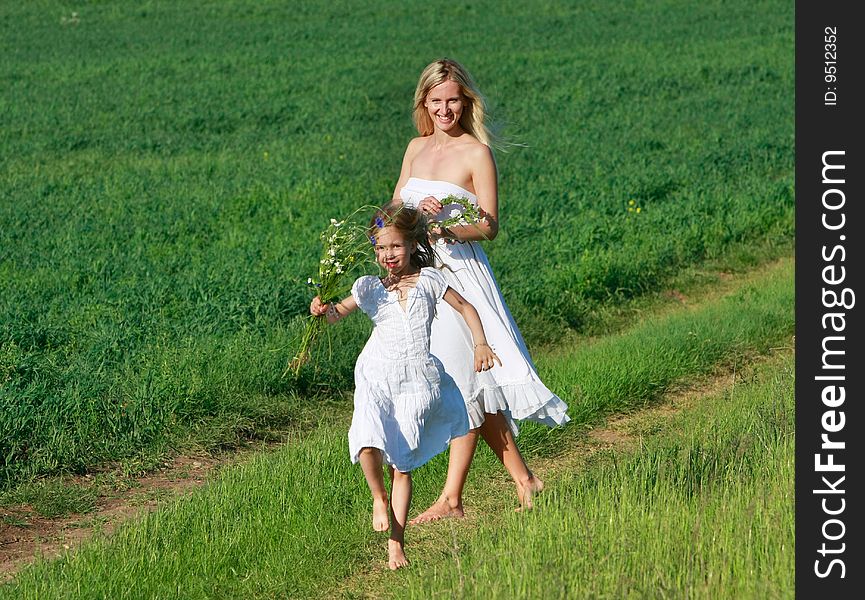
[[474, 342, 489, 349], [326, 303, 341, 320]]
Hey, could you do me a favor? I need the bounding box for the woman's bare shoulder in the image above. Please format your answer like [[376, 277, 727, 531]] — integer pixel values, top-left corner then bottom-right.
[[461, 138, 495, 164], [405, 135, 431, 153]]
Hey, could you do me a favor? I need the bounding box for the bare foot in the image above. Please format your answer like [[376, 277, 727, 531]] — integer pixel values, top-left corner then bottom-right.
[[388, 539, 409, 570], [516, 474, 545, 512], [372, 497, 389, 531], [409, 496, 464, 525]]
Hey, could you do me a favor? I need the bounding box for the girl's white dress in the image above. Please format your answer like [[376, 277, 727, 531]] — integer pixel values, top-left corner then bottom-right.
[[348, 267, 469, 473], [400, 177, 570, 434]]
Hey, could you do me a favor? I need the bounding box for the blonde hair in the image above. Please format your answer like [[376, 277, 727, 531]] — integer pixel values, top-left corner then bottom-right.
[[412, 58, 494, 147]]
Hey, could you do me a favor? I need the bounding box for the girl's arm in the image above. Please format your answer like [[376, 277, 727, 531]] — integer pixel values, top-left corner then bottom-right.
[[441, 287, 502, 372], [310, 295, 359, 325], [430, 144, 499, 242]]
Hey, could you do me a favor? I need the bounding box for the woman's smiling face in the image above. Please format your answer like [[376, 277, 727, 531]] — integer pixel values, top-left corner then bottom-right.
[[374, 226, 416, 275], [424, 79, 464, 133]]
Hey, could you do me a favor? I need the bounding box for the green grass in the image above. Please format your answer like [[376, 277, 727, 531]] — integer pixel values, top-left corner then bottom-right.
[[389, 355, 795, 599], [1, 478, 98, 519], [2, 428, 379, 599], [0, 258, 793, 599], [0, 0, 793, 485], [512, 258, 793, 458]]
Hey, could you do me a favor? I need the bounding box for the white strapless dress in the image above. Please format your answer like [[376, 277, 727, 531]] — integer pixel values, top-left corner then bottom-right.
[[400, 177, 570, 434]]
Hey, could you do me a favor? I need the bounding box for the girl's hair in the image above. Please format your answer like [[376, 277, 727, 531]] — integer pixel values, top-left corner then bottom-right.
[[369, 203, 436, 269], [412, 58, 494, 147]]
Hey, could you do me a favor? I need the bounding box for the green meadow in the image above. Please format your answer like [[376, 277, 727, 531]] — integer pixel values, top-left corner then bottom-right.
[[0, 0, 793, 488], [392, 352, 795, 600], [0, 260, 794, 599]]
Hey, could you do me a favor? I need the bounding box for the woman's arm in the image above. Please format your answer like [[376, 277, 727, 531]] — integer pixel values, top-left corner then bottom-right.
[[441, 287, 502, 372], [392, 137, 427, 202], [310, 295, 359, 324], [431, 144, 499, 242]]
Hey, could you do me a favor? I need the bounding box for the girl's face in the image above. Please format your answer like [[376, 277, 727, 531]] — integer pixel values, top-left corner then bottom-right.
[[374, 226, 416, 276], [424, 79, 464, 133]]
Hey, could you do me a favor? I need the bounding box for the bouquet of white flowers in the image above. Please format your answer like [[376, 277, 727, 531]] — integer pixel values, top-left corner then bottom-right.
[[284, 209, 376, 378]]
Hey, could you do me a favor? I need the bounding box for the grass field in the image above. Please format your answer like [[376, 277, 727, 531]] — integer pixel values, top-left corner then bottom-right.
[[0, 259, 794, 599], [391, 352, 795, 599], [1, 0, 792, 494]]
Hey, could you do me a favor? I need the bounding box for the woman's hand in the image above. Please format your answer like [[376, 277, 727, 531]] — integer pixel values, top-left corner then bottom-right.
[[428, 225, 446, 243], [418, 195, 442, 216], [309, 296, 328, 316], [473, 343, 502, 372]]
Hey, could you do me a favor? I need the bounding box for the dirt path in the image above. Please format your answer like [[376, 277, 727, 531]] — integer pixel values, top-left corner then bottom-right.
[[0, 446, 279, 581]]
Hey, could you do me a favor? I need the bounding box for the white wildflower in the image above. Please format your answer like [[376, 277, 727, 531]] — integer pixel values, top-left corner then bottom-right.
[[449, 208, 462, 218]]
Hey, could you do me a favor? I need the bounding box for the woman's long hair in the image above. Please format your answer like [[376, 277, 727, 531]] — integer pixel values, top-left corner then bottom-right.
[[412, 58, 494, 147]]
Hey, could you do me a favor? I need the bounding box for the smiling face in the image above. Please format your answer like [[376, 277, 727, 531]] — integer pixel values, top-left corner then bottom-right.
[[374, 226, 417, 276], [424, 79, 465, 133]]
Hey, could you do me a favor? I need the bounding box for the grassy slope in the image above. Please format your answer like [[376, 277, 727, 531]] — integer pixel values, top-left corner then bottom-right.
[[1, 0, 792, 485], [0, 258, 793, 599], [390, 353, 794, 599]]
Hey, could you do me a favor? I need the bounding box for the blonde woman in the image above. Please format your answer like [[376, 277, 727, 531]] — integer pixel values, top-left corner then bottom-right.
[[393, 58, 570, 522]]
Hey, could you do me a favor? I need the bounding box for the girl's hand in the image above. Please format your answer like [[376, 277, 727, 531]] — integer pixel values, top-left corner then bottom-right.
[[418, 195, 442, 216], [473, 343, 502, 372], [310, 296, 328, 316]]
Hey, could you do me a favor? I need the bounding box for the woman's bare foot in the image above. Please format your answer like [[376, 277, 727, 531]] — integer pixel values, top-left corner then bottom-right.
[[515, 474, 545, 512], [372, 497, 389, 531], [388, 539, 409, 570], [409, 496, 464, 525]]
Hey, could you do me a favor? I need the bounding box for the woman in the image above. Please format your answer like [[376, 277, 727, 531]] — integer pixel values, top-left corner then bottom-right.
[[392, 58, 570, 522]]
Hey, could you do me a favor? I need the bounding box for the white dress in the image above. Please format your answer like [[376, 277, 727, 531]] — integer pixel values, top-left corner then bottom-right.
[[400, 177, 570, 434], [348, 267, 470, 473]]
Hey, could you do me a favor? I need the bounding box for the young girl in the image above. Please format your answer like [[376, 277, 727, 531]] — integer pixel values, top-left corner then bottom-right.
[[309, 204, 501, 570], [392, 58, 571, 523]]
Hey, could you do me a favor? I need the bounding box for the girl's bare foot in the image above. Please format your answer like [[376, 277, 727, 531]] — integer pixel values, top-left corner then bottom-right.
[[373, 497, 389, 531], [515, 474, 544, 512], [388, 539, 409, 570], [409, 496, 464, 524]]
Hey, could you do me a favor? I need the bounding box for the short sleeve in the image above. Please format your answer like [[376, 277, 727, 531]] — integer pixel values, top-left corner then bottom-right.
[[351, 275, 381, 315], [421, 268, 449, 302]]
